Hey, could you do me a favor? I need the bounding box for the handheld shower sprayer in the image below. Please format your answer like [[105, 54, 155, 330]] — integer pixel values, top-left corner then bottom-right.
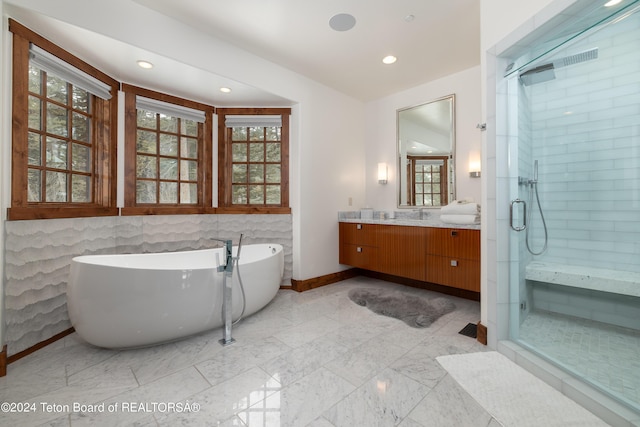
[[525, 160, 547, 255]]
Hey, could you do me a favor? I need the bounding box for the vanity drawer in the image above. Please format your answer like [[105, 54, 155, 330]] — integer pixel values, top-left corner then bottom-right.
[[425, 228, 479, 260], [339, 222, 379, 246], [425, 255, 480, 292], [339, 243, 377, 270]]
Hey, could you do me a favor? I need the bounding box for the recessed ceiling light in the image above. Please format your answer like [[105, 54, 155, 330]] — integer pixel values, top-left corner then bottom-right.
[[220, 87, 232, 93], [382, 55, 397, 65], [137, 60, 154, 69], [329, 13, 356, 31], [604, 0, 623, 6]]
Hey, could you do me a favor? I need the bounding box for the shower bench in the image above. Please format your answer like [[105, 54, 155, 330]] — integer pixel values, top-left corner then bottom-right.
[[525, 261, 640, 298]]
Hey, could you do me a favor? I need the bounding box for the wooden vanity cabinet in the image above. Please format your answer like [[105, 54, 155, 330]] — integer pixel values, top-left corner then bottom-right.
[[338, 222, 379, 271], [339, 222, 480, 293], [339, 222, 426, 280], [376, 225, 426, 281], [424, 228, 480, 292]]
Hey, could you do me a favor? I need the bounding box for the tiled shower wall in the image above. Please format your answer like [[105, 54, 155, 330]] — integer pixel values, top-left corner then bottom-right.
[[526, 12, 640, 273], [4, 214, 293, 356], [514, 75, 535, 324]]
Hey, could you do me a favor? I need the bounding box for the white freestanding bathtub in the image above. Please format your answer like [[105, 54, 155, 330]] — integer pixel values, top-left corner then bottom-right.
[[67, 243, 284, 349]]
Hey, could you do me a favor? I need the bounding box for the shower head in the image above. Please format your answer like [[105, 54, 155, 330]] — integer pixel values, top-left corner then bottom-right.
[[519, 48, 598, 86], [519, 63, 556, 86], [553, 48, 598, 67]]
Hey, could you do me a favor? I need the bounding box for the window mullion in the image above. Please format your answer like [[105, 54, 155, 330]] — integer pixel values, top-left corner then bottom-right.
[[176, 119, 181, 205], [155, 114, 161, 204], [39, 71, 48, 204], [67, 81, 73, 203], [262, 134, 267, 203]]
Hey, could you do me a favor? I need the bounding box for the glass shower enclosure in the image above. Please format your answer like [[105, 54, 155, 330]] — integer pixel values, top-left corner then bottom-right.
[[504, 0, 640, 413]]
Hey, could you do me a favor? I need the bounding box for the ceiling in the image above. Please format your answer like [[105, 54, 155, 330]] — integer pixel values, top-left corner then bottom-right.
[[7, 0, 481, 105], [133, 0, 481, 101]]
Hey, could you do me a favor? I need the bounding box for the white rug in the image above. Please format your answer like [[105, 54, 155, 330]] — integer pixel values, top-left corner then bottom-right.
[[436, 352, 609, 427]]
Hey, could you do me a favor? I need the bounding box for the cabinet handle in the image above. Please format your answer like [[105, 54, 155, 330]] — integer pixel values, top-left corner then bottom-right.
[[356, 224, 362, 230], [357, 247, 363, 253], [450, 260, 458, 267], [450, 230, 458, 237]]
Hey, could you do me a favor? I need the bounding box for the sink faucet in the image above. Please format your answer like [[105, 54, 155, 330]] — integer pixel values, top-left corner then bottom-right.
[[415, 208, 430, 220]]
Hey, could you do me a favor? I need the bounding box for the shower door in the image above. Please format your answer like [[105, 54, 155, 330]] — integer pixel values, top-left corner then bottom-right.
[[505, 0, 640, 413]]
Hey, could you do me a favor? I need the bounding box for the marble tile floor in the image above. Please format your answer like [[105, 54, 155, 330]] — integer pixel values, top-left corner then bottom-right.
[[0, 277, 571, 426]]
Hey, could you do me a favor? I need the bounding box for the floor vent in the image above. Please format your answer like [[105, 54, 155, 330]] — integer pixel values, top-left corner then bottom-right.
[[458, 322, 478, 338]]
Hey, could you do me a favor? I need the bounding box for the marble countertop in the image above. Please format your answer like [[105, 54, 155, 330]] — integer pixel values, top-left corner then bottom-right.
[[339, 217, 481, 230]]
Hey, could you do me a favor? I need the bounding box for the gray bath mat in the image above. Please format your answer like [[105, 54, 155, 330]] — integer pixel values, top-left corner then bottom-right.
[[348, 287, 456, 328]]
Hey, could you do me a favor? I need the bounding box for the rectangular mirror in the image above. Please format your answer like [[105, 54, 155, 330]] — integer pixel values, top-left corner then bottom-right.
[[397, 94, 455, 208]]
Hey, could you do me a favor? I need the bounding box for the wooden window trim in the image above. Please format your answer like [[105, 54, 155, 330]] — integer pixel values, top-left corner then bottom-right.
[[408, 155, 449, 207], [121, 84, 214, 216], [8, 19, 119, 220], [217, 108, 291, 214]]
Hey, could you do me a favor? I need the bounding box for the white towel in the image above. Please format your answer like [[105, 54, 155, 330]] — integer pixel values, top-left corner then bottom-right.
[[440, 200, 480, 215], [440, 214, 480, 225]]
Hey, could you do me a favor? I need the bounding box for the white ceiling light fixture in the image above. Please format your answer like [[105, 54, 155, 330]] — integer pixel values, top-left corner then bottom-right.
[[382, 55, 397, 65], [220, 87, 232, 93], [136, 60, 154, 69], [604, 0, 623, 6], [329, 13, 356, 31]]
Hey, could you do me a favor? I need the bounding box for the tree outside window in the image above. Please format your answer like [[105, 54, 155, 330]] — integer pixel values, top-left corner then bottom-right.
[[9, 19, 118, 220], [122, 84, 213, 215], [217, 109, 291, 213]]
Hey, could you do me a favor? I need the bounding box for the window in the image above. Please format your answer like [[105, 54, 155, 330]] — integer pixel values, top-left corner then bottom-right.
[[409, 156, 448, 207], [217, 109, 291, 213], [122, 84, 213, 215], [9, 20, 118, 220]]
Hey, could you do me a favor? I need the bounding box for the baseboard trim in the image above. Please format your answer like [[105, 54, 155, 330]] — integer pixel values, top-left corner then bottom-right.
[[2, 327, 76, 376], [289, 268, 481, 302], [0, 345, 7, 377], [290, 268, 360, 292], [477, 321, 488, 345], [359, 270, 481, 302]]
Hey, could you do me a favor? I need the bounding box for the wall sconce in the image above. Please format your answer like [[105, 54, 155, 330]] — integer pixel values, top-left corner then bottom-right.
[[468, 151, 481, 178], [378, 163, 388, 184]]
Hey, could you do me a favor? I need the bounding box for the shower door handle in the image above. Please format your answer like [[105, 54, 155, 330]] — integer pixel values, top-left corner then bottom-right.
[[510, 199, 527, 231]]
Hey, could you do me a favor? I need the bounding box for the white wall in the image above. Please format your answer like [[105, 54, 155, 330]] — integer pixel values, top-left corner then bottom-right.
[[364, 66, 482, 211], [2, 0, 366, 282], [480, 0, 559, 56]]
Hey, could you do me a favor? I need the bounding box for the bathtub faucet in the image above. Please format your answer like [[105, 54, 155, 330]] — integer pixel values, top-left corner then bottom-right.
[[212, 237, 238, 346], [212, 238, 234, 273]]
